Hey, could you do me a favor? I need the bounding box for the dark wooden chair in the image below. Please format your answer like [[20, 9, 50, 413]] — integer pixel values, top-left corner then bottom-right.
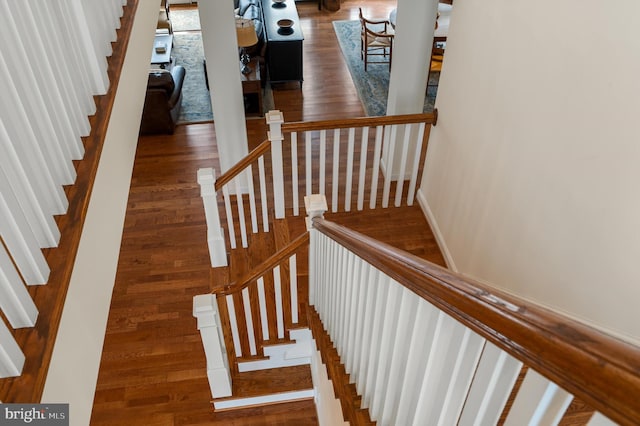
[[358, 8, 394, 72]]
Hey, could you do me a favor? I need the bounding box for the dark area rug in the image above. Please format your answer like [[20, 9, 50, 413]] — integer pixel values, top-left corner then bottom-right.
[[333, 20, 438, 116]]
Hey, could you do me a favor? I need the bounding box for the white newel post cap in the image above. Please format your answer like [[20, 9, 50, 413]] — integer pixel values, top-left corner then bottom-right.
[[265, 110, 284, 141], [304, 194, 328, 230], [193, 294, 217, 328], [197, 168, 216, 197]]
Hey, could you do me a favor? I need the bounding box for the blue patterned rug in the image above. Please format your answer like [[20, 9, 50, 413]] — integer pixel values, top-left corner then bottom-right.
[[333, 20, 438, 116], [171, 30, 275, 123], [171, 32, 213, 123]]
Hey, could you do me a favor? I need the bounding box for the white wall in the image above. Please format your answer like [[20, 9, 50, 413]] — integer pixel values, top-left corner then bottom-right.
[[419, 0, 640, 344], [41, 2, 158, 425]]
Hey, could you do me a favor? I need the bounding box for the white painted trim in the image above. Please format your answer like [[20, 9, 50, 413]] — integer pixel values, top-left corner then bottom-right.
[[310, 347, 349, 426], [416, 188, 458, 272], [213, 389, 315, 411], [40, 3, 157, 425]]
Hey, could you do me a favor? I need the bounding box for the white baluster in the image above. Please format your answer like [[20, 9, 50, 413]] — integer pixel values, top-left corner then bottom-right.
[[257, 277, 269, 340], [370, 279, 403, 421], [411, 311, 457, 425], [435, 327, 485, 426], [337, 250, 355, 357], [22, 1, 82, 161], [291, 132, 299, 216], [0, 170, 50, 284], [394, 123, 412, 207], [331, 128, 340, 212], [305, 131, 312, 197], [353, 262, 375, 394], [345, 127, 355, 211], [273, 265, 285, 339], [0, 118, 60, 248], [395, 300, 441, 425], [361, 270, 389, 410], [221, 184, 237, 250], [0, 51, 67, 217], [459, 341, 522, 426], [197, 168, 228, 267], [48, 2, 93, 129], [319, 130, 327, 195], [289, 254, 299, 324], [30, 2, 87, 145], [369, 125, 384, 209], [588, 413, 617, 426], [234, 178, 248, 248], [1, 3, 74, 187], [382, 125, 397, 208], [0, 318, 25, 378], [344, 258, 363, 376], [258, 155, 269, 232], [357, 127, 369, 210], [246, 166, 258, 233], [0, 244, 38, 328], [226, 295, 242, 358], [308, 230, 317, 306], [380, 287, 419, 425], [504, 369, 573, 426], [67, 0, 110, 94], [406, 122, 426, 205], [266, 110, 285, 218], [242, 288, 257, 356]]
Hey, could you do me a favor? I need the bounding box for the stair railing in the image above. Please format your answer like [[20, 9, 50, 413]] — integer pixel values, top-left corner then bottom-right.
[[197, 110, 437, 265], [194, 231, 310, 398], [308, 212, 640, 426]]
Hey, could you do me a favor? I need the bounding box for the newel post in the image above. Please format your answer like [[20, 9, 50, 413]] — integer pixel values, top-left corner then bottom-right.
[[266, 110, 285, 219], [305, 194, 328, 306], [197, 168, 228, 267], [193, 294, 233, 398]]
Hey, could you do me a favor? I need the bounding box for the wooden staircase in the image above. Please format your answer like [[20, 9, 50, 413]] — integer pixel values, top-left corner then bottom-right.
[[195, 112, 640, 425], [208, 214, 316, 410]]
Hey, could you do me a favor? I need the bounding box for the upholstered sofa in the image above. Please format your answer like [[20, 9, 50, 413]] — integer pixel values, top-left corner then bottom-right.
[[140, 66, 186, 135]]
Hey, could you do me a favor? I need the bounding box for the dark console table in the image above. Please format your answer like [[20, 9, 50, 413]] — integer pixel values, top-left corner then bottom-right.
[[262, 0, 304, 86]]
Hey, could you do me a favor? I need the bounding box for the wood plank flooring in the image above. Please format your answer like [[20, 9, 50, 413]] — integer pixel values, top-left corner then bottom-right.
[[91, 2, 408, 425]]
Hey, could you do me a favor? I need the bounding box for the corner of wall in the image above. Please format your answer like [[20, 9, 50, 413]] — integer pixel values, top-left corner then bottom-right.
[[416, 187, 458, 272]]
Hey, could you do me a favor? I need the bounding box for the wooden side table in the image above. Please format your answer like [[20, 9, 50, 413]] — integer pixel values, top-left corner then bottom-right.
[[241, 58, 263, 117]]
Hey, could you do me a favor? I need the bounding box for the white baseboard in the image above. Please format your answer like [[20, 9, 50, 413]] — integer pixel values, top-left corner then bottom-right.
[[416, 188, 458, 272], [237, 328, 313, 372], [213, 389, 315, 411]]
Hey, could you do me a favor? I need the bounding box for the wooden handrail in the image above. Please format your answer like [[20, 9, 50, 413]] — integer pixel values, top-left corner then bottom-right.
[[214, 112, 438, 192], [281, 111, 437, 133], [215, 231, 309, 296], [312, 217, 640, 426], [215, 139, 271, 191]]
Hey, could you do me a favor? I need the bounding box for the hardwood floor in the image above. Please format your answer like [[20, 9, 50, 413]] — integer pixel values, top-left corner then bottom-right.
[[91, 1, 412, 425]]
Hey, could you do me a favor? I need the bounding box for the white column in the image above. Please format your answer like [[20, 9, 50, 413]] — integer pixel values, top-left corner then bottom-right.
[[198, 0, 250, 173], [388, 0, 438, 115], [193, 294, 233, 398], [384, 0, 438, 179], [197, 168, 229, 267]]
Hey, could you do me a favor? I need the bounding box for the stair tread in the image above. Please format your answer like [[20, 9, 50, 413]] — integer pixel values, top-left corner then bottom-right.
[[308, 306, 375, 425], [214, 364, 313, 402]]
